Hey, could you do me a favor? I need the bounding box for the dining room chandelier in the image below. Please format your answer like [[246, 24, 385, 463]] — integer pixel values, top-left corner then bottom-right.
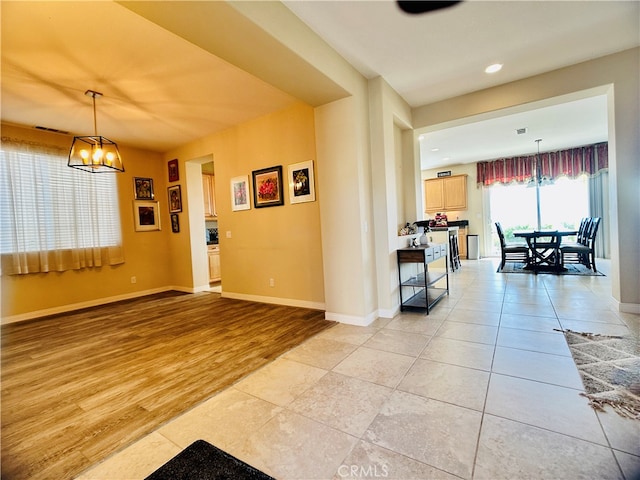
[[527, 138, 554, 188], [68, 90, 124, 173], [533, 138, 543, 230]]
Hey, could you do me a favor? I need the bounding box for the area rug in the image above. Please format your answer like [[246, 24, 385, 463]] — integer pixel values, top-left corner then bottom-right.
[[498, 262, 605, 276], [555, 329, 640, 420], [145, 440, 274, 480]]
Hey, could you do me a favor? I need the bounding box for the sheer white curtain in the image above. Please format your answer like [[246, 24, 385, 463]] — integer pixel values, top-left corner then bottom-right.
[[0, 137, 124, 275]]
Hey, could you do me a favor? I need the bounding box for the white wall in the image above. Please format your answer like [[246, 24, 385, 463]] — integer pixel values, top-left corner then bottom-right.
[[368, 77, 413, 318]]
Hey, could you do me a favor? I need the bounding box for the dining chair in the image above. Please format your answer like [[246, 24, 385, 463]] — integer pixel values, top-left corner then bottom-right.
[[449, 233, 461, 272], [560, 217, 601, 271], [495, 222, 530, 270], [576, 217, 591, 244], [560, 217, 591, 249]]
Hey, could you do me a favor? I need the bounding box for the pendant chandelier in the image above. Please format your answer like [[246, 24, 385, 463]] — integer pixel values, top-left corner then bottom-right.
[[68, 90, 124, 173]]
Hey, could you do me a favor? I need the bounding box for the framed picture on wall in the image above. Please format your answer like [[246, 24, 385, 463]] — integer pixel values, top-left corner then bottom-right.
[[252, 165, 284, 208], [168, 185, 182, 213], [133, 177, 154, 200], [133, 201, 160, 231], [168, 159, 179, 182], [230, 175, 251, 211], [170, 213, 180, 233], [287, 160, 315, 204]]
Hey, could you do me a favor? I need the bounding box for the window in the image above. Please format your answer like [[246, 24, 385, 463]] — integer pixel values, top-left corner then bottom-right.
[[0, 139, 124, 274], [488, 176, 589, 255]]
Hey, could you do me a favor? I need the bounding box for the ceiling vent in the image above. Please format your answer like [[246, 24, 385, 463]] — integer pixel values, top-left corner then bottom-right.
[[516, 127, 527, 135], [34, 125, 69, 135]]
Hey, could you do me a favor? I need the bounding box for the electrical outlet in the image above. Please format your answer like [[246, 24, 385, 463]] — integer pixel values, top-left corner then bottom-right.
[[226, 231, 232, 238], [130, 276, 137, 284], [269, 278, 275, 287]]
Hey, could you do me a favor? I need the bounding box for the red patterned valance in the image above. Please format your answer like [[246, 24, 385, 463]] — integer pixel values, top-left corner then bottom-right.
[[477, 142, 608, 187]]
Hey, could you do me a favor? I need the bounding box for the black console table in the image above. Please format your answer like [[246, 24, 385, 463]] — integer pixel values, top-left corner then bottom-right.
[[397, 244, 449, 314]]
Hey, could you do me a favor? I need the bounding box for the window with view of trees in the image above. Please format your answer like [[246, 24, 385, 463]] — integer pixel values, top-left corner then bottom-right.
[[478, 142, 608, 258], [488, 176, 589, 256]]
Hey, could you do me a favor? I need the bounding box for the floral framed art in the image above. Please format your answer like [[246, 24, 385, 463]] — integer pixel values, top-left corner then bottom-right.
[[170, 213, 180, 233], [252, 165, 284, 208], [133, 201, 161, 231], [230, 175, 251, 211], [133, 177, 154, 200], [168, 159, 179, 182], [288, 160, 315, 204], [168, 185, 182, 213]]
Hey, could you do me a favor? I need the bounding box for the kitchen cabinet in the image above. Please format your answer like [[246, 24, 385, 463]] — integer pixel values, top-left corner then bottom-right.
[[202, 174, 217, 219], [424, 174, 467, 213], [458, 226, 468, 259], [208, 245, 221, 282], [397, 244, 449, 314]]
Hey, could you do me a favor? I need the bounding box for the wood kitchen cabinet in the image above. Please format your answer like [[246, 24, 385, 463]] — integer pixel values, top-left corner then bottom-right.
[[202, 174, 217, 219], [458, 226, 468, 259], [208, 246, 221, 282], [424, 174, 467, 213]]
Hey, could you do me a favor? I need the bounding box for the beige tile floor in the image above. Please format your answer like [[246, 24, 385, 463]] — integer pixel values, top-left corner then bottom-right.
[[77, 258, 640, 480]]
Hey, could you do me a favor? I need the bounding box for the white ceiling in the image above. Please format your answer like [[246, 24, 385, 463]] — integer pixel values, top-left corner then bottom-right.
[[418, 94, 609, 169], [1, 1, 638, 167], [284, 0, 638, 107], [283, 0, 637, 168]]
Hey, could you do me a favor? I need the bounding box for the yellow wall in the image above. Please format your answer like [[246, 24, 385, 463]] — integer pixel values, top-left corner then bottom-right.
[[163, 102, 325, 307], [1, 124, 172, 320], [2, 102, 325, 321]]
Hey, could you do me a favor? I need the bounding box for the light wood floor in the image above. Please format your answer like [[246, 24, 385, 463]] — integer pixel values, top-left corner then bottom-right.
[[1, 291, 334, 480]]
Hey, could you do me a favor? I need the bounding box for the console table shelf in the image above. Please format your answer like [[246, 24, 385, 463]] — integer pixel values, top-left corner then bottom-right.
[[397, 244, 449, 314]]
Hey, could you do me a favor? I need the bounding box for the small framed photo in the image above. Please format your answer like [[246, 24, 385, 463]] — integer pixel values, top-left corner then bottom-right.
[[133, 177, 154, 200], [168, 185, 182, 213], [288, 160, 315, 204], [168, 159, 179, 182], [230, 175, 251, 211], [133, 201, 160, 231], [170, 213, 180, 233], [252, 165, 284, 208]]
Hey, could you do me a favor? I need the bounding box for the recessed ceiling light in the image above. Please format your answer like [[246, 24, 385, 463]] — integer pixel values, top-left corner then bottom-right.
[[431, 148, 439, 152], [418, 135, 425, 141], [485, 63, 503, 74]]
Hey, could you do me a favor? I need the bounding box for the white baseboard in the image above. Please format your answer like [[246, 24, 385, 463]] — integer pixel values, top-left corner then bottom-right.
[[324, 310, 379, 326], [619, 302, 640, 314], [191, 284, 214, 293], [1, 287, 173, 325], [221, 291, 325, 311], [377, 306, 400, 319]]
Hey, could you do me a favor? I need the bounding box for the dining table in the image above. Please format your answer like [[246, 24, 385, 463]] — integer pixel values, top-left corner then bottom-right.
[[514, 230, 578, 272]]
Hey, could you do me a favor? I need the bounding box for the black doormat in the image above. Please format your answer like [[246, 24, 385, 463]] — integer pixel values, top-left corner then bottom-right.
[[145, 440, 275, 480]]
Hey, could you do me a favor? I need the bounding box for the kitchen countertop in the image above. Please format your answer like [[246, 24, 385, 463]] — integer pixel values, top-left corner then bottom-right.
[[414, 220, 469, 230], [447, 220, 469, 227]]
